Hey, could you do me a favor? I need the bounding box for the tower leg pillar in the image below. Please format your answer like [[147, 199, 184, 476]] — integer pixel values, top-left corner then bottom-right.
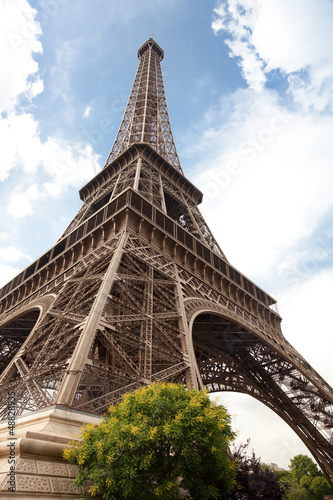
[[55, 232, 128, 407]]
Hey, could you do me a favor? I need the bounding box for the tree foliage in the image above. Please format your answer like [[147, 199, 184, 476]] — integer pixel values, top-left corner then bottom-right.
[[310, 475, 332, 499], [289, 455, 320, 483], [64, 382, 236, 499], [219, 441, 288, 500], [280, 476, 310, 500], [282, 454, 333, 500]]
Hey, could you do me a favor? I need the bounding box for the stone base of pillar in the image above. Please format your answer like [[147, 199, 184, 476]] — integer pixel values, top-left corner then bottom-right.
[[0, 406, 101, 498]]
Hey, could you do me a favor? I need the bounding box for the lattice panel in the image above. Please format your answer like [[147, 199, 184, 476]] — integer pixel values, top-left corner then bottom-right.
[[161, 176, 226, 258], [0, 237, 121, 419], [72, 237, 190, 413], [138, 160, 165, 210], [60, 174, 119, 239], [110, 161, 137, 200]]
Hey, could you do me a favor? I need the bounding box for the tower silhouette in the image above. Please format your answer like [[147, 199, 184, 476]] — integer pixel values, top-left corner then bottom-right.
[[0, 38, 332, 496]]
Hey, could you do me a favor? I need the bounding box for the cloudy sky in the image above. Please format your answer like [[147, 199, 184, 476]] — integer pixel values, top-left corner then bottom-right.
[[1, 0, 332, 468]]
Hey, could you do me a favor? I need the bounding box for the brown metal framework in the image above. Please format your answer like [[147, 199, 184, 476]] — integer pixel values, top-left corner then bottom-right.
[[105, 37, 182, 172], [0, 38, 332, 480]]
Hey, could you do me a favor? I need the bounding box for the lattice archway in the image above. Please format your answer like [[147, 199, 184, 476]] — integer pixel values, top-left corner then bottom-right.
[[188, 306, 333, 479], [0, 294, 59, 419], [0, 309, 41, 374]]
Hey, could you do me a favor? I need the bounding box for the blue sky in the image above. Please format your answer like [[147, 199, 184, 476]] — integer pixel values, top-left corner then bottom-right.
[[1, 0, 333, 468]]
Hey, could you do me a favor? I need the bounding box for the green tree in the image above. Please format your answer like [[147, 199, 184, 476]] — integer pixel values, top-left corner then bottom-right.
[[219, 441, 288, 499], [289, 455, 320, 483], [310, 475, 333, 500], [64, 382, 236, 499], [299, 476, 312, 499], [284, 454, 333, 500], [280, 476, 310, 500]]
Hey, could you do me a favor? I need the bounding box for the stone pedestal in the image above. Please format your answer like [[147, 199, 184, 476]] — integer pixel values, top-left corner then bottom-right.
[[0, 406, 101, 499]]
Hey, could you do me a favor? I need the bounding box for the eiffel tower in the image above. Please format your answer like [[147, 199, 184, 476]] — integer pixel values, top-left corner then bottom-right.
[[0, 37, 332, 496]]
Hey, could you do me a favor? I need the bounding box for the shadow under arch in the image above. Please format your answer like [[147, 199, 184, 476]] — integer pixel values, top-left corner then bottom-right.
[[0, 308, 41, 374], [190, 310, 333, 480]]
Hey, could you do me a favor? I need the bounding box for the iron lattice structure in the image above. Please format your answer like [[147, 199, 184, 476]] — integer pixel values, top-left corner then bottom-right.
[[0, 38, 332, 480], [106, 38, 182, 172]]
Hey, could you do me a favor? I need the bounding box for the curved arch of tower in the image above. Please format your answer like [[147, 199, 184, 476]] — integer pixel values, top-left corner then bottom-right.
[[0, 38, 332, 496]]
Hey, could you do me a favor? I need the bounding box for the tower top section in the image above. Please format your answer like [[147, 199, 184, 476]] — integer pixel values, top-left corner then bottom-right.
[[137, 37, 164, 60], [105, 38, 182, 172]]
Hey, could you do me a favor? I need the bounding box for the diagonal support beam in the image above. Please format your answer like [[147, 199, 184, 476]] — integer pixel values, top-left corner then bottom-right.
[[99, 327, 141, 377], [55, 231, 129, 406], [15, 357, 49, 407]]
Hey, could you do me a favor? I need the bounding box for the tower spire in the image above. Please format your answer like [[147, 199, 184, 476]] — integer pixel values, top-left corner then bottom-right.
[[105, 38, 182, 172]]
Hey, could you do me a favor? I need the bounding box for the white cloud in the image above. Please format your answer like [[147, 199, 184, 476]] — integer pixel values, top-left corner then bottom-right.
[[4, 133, 101, 217], [278, 269, 333, 385], [39, 138, 100, 188], [249, 0, 333, 73], [0, 112, 43, 179], [212, 0, 333, 109], [48, 38, 83, 121], [211, 4, 227, 33], [203, 0, 333, 285], [0, 1, 101, 217], [212, 0, 266, 91], [0, 233, 9, 242], [7, 183, 42, 218], [83, 105, 91, 119], [0, 0, 43, 113], [1, 111, 101, 211], [191, 89, 333, 281], [0, 246, 31, 263], [0, 264, 20, 288], [3, 107, 100, 166]]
